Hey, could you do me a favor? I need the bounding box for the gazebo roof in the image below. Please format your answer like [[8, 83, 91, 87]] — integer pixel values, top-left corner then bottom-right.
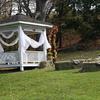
[[0, 14, 53, 28]]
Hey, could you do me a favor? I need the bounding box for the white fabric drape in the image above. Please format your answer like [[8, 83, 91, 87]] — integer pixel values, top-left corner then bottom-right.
[[0, 26, 51, 56], [19, 26, 51, 53], [0, 36, 18, 46], [42, 30, 51, 49], [0, 43, 4, 52], [0, 31, 15, 39]]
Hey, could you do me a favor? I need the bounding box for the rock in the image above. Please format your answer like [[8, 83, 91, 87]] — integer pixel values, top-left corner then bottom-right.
[[80, 62, 100, 72], [39, 61, 55, 71], [55, 61, 74, 70]]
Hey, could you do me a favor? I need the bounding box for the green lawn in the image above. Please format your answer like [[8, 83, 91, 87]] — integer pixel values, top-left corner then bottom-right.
[[0, 69, 100, 100]]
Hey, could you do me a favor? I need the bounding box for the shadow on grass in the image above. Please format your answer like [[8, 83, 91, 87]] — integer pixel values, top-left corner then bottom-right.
[[0, 67, 36, 74], [0, 68, 19, 74]]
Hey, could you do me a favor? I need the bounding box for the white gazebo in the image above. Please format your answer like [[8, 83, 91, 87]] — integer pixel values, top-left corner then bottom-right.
[[0, 14, 52, 71]]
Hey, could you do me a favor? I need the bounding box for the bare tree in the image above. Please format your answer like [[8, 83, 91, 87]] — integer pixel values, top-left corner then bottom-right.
[[0, 0, 12, 19], [13, 0, 53, 21], [0, 0, 53, 21], [35, 0, 53, 21], [12, 0, 35, 17]]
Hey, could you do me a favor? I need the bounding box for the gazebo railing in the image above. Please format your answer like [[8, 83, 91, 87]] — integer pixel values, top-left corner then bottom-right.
[[0, 51, 19, 65], [23, 51, 45, 64], [0, 51, 45, 65]]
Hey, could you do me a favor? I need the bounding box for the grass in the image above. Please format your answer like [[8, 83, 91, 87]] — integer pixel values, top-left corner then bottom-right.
[[57, 50, 100, 61], [0, 50, 100, 100], [0, 69, 100, 100]]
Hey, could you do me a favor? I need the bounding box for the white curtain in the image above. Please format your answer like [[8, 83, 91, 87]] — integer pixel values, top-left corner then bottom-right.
[[0, 31, 15, 39], [0, 36, 18, 46], [0, 31, 18, 47], [19, 26, 51, 53], [0, 43, 4, 52], [0, 26, 51, 53]]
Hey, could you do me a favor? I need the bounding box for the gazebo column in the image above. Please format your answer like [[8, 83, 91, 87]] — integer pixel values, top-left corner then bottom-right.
[[43, 29, 47, 61], [35, 28, 47, 61], [18, 25, 24, 71]]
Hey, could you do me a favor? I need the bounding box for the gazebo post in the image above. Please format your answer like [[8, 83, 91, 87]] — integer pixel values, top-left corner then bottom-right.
[[18, 25, 24, 71], [43, 29, 47, 61]]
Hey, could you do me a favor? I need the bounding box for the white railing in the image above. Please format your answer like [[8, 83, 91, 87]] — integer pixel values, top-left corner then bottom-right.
[[0, 51, 45, 65], [23, 51, 45, 63], [0, 51, 19, 64]]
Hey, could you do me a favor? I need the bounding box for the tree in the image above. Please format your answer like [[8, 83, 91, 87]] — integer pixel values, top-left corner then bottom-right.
[[35, 0, 53, 21], [0, 0, 54, 21], [50, 0, 80, 48], [50, 0, 100, 49], [0, 0, 12, 19], [76, 0, 100, 42]]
